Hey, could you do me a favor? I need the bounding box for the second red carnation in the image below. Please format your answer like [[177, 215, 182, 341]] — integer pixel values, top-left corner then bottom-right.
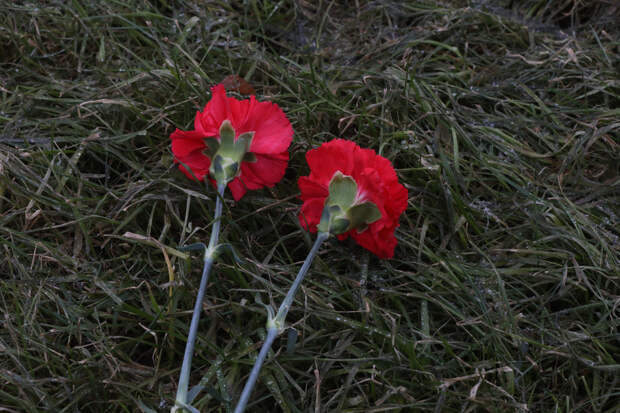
[[298, 139, 408, 259]]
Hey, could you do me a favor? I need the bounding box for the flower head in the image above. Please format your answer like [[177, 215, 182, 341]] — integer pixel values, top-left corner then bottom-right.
[[170, 84, 294, 200], [298, 139, 408, 259]]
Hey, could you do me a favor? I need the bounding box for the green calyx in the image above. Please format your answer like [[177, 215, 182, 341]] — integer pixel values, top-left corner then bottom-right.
[[317, 171, 382, 235], [207, 120, 255, 184]]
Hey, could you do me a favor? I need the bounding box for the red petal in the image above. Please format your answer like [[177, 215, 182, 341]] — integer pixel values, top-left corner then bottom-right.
[[197, 84, 229, 134], [357, 167, 385, 201], [175, 149, 211, 181], [385, 182, 408, 220], [298, 176, 328, 202], [351, 226, 397, 259], [170, 129, 205, 158], [242, 152, 288, 188], [245, 100, 294, 154], [228, 178, 247, 201], [195, 86, 293, 157], [237, 165, 264, 191], [228, 96, 252, 131], [205, 84, 228, 121], [305, 139, 356, 185], [194, 110, 216, 137], [298, 198, 324, 232]]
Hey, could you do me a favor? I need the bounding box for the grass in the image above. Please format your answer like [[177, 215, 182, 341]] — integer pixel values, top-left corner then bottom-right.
[[1, 0, 618, 412]]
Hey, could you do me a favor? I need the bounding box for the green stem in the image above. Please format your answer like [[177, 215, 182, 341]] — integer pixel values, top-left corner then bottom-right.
[[174, 183, 226, 411], [233, 327, 278, 413], [233, 231, 329, 413]]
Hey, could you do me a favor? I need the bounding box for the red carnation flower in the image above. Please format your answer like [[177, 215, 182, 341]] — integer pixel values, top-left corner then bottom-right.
[[298, 139, 408, 259], [170, 84, 294, 200]]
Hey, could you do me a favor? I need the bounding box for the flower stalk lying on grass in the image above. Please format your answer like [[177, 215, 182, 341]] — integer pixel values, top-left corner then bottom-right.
[[170, 85, 292, 412], [233, 139, 407, 413]]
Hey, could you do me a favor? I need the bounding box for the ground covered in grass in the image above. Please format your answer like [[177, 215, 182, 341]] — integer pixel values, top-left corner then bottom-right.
[[1, 1, 618, 412]]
